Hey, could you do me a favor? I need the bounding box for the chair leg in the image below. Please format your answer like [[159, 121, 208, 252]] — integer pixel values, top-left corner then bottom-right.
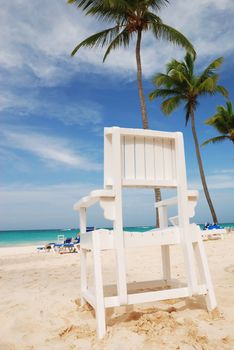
[[80, 248, 88, 306], [92, 231, 106, 338], [193, 239, 217, 310], [159, 207, 171, 284], [161, 245, 171, 283], [181, 232, 199, 295]]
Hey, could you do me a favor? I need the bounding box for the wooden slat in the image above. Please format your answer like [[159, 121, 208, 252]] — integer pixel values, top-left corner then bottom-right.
[[104, 296, 120, 308], [135, 136, 145, 179], [124, 135, 135, 179], [154, 138, 164, 179], [163, 139, 173, 180], [145, 137, 155, 180], [114, 127, 177, 139], [81, 289, 96, 308], [171, 139, 176, 179], [124, 228, 180, 248], [104, 132, 113, 187], [121, 136, 125, 180], [127, 287, 190, 304], [122, 179, 177, 187], [122, 134, 177, 184]]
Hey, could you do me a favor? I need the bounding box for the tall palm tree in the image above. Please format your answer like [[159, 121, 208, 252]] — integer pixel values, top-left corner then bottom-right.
[[149, 53, 228, 224], [68, 0, 195, 128], [202, 101, 234, 146], [68, 0, 195, 225]]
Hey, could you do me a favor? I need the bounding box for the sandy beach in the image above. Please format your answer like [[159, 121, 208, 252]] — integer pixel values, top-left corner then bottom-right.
[[1, 234, 234, 350]]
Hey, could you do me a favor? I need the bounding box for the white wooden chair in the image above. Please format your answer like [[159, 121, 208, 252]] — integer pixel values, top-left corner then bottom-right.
[[73, 127, 217, 338]]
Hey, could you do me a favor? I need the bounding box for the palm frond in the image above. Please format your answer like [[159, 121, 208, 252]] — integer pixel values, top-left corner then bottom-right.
[[160, 96, 183, 115], [151, 22, 196, 58], [68, 0, 129, 22], [183, 100, 197, 125], [71, 26, 120, 56], [149, 88, 181, 100], [204, 115, 220, 126], [202, 135, 228, 146], [198, 75, 219, 93], [86, 6, 128, 22], [103, 27, 131, 61], [185, 104, 190, 125], [184, 52, 194, 75], [166, 59, 181, 74], [152, 73, 176, 87], [148, 0, 170, 11], [197, 57, 224, 84], [226, 101, 233, 115], [69, 0, 124, 11], [204, 100, 234, 136], [142, 11, 162, 27], [215, 85, 229, 98], [169, 69, 192, 87]]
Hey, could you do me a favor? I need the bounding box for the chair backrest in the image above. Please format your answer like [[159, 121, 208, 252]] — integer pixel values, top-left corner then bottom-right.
[[57, 234, 65, 243], [104, 127, 187, 190]]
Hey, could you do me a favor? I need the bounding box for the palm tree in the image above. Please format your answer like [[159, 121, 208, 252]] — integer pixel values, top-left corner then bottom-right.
[[68, 0, 195, 128], [202, 101, 234, 146], [68, 0, 196, 226], [149, 53, 228, 224]]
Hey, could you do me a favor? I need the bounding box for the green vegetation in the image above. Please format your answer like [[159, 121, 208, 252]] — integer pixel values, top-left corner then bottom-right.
[[202, 101, 234, 146], [149, 53, 228, 223]]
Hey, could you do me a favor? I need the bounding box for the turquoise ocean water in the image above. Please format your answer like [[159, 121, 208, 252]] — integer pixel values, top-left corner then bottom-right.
[[0, 223, 234, 247]]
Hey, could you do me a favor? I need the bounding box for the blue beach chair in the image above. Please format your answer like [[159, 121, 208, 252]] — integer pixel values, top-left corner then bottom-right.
[[53, 237, 79, 254]]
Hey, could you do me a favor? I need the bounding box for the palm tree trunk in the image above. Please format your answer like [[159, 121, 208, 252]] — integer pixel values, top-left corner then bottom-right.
[[154, 188, 162, 227], [136, 29, 148, 129], [190, 110, 218, 223], [135, 29, 161, 227]]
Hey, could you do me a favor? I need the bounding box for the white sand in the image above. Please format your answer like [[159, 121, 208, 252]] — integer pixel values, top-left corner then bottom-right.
[[1, 235, 234, 349]]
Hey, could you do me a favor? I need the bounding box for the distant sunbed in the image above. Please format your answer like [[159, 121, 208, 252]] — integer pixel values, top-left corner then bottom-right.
[[36, 243, 54, 253], [53, 237, 80, 254]]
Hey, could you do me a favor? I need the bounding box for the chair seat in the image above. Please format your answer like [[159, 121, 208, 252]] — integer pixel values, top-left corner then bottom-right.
[[124, 227, 180, 247], [80, 225, 200, 251]]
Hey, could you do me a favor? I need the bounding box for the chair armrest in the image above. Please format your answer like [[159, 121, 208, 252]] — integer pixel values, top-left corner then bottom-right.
[[155, 197, 177, 208], [73, 189, 115, 211], [155, 190, 199, 223], [155, 190, 199, 208]]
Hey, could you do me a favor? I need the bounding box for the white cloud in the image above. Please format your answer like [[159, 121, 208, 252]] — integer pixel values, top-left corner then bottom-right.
[[189, 171, 234, 190], [0, 90, 103, 127], [0, 0, 135, 86], [0, 128, 101, 170], [160, 0, 234, 57], [1, 0, 234, 88], [0, 183, 96, 230], [213, 168, 234, 175]]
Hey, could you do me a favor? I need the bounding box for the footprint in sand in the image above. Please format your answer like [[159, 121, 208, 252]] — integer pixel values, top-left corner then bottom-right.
[[224, 265, 234, 274], [59, 324, 95, 339]]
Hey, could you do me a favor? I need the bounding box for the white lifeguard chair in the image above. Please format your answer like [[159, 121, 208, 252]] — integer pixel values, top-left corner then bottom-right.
[[73, 127, 216, 338]]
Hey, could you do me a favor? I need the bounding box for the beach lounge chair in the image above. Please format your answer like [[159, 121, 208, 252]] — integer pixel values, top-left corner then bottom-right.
[[205, 226, 226, 240], [86, 226, 95, 232], [73, 127, 217, 338], [52, 237, 77, 253], [36, 243, 54, 253]]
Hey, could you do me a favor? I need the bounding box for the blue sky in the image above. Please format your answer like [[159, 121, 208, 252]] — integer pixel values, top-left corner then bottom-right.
[[1, 0, 234, 230]]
